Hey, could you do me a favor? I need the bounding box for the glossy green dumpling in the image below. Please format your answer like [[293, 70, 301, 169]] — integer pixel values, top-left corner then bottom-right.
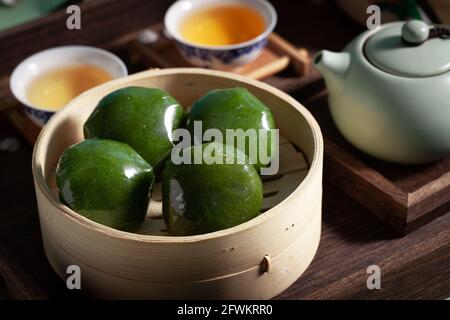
[[84, 86, 185, 168], [186, 87, 277, 171], [162, 142, 263, 236], [56, 139, 154, 231]]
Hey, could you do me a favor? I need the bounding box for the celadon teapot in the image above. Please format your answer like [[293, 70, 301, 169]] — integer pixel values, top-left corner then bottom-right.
[[314, 20, 450, 164]]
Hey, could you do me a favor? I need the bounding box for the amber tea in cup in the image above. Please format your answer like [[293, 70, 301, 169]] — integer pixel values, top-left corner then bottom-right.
[[180, 4, 266, 46], [27, 64, 113, 110]]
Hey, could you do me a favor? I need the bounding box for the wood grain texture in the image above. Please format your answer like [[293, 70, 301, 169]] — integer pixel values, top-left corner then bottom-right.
[[0, 244, 47, 300], [268, 33, 311, 76], [276, 183, 450, 300]]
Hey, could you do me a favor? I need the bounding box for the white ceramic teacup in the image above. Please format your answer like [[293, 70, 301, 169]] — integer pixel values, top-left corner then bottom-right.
[[10, 45, 128, 127], [164, 0, 277, 70]]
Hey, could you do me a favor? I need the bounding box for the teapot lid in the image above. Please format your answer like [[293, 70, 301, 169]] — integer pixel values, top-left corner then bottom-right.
[[364, 20, 450, 77]]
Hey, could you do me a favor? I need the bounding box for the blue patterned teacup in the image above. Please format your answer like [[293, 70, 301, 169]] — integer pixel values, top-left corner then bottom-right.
[[10, 46, 127, 127], [164, 0, 277, 70]]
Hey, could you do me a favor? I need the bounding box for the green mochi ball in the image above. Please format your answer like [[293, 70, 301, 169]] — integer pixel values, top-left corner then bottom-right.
[[186, 87, 277, 171], [84, 86, 185, 169], [162, 142, 263, 236], [56, 139, 154, 231]]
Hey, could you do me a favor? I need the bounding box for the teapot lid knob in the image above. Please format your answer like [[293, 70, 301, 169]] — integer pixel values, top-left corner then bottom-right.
[[402, 20, 429, 45]]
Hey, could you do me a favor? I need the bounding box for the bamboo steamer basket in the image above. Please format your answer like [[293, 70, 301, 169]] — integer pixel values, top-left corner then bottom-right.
[[32, 68, 323, 299]]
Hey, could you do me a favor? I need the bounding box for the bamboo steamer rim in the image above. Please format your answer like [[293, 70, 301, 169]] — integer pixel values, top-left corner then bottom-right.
[[32, 68, 323, 244]]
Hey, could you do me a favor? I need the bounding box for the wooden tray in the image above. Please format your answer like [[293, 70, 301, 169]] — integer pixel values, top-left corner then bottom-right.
[[302, 87, 450, 235], [129, 24, 311, 80]]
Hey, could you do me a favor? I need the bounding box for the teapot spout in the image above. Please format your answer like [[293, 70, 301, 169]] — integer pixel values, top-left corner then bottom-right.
[[314, 50, 350, 95]]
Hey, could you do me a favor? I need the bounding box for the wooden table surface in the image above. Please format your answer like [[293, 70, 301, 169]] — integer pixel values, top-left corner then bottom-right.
[[0, 0, 448, 300]]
